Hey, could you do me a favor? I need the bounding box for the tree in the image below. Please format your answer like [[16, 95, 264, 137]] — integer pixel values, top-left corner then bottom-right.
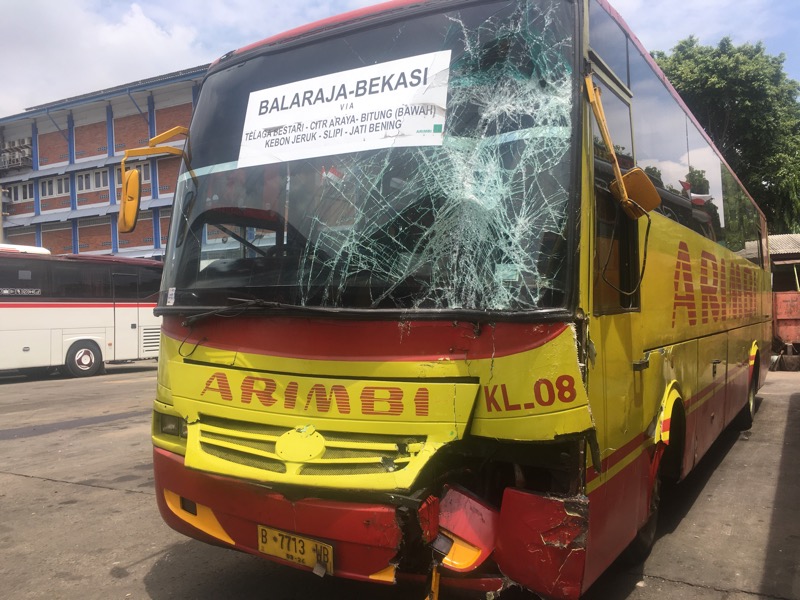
[[685, 166, 709, 195], [653, 37, 800, 233], [643, 165, 664, 187]]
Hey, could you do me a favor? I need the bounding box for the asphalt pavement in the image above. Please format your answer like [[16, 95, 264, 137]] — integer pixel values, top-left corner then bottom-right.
[[0, 364, 797, 600]]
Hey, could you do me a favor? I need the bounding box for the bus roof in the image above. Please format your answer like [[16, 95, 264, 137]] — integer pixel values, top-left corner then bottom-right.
[[222, 0, 420, 63], [0, 243, 51, 255], [0, 251, 162, 267]]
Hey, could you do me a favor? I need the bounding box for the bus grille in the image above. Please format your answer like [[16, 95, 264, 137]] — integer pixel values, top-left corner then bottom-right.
[[196, 414, 425, 478], [141, 327, 161, 352]]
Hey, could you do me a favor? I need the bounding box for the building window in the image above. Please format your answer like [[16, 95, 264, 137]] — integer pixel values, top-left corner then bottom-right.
[[116, 162, 150, 186], [40, 176, 71, 198], [76, 169, 110, 193], [7, 182, 35, 203], [77, 173, 90, 192]]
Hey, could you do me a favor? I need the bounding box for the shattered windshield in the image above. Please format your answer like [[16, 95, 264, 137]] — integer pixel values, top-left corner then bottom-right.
[[161, 0, 578, 314]]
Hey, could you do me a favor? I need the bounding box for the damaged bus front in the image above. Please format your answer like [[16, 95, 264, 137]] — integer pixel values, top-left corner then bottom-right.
[[148, 0, 598, 597]]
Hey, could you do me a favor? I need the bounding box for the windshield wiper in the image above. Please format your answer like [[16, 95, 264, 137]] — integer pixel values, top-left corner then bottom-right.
[[181, 296, 336, 326]]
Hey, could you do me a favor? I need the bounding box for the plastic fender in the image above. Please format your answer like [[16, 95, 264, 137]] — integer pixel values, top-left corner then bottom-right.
[[655, 384, 682, 446], [748, 341, 759, 381]]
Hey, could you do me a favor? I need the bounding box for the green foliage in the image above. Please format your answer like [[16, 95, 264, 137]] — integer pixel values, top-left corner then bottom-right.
[[653, 36, 800, 233], [685, 166, 710, 195], [644, 165, 664, 186]]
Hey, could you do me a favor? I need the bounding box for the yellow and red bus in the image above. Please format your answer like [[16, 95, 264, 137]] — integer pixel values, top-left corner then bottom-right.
[[119, 0, 771, 597]]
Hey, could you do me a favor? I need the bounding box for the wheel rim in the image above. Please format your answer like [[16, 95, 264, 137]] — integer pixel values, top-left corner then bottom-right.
[[74, 348, 96, 371]]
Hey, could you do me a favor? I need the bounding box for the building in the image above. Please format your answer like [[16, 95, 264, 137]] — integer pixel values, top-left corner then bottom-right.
[[769, 234, 800, 358], [0, 66, 208, 257]]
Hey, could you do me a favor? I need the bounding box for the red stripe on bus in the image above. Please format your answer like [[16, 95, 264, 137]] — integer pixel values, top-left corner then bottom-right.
[[585, 433, 647, 485], [589, 359, 753, 486], [681, 362, 750, 412], [162, 316, 568, 362], [1, 302, 157, 308]]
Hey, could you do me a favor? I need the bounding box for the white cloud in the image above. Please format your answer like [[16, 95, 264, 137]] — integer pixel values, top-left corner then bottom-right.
[[0, 0, 374, 118], [1, 0, 797, 119], [0, 1, 205, 116]]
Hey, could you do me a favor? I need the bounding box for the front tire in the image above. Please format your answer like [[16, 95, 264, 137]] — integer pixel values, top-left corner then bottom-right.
[[65, 341, 102, 378], [621, 451, 662, 565], [733, 371, 756, 430]]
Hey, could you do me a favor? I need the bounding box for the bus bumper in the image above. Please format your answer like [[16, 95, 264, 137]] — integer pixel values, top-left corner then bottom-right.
[[153, 446, 403, 583], [153, 447, 587, 597]]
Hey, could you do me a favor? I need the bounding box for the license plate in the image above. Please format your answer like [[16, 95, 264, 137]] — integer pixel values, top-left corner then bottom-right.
[[258, 525, 334, 574]]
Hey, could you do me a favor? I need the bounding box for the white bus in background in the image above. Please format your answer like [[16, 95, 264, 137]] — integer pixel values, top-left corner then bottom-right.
[[0, 243, 52, 255], [0, 248, 163, 377]]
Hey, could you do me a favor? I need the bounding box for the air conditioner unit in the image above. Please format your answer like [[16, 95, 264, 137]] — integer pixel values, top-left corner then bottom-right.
[[22, 148, 32, 158], [6, 140, 17, 149], [20, 137, 32, 147]]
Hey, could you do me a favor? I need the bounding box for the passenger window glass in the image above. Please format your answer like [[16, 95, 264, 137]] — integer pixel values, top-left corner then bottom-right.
[[0, 263, 47, 291], [53, 265, 111, 298], [629, 40, 693, 227], [721, 164, 761, 263], [684, 123, 724, 242], [589, 0, 629, 86], [113, 272, 139, 300], [590, 79, 633, 169], [594, 182, 639, 313], [138, 268, 163, 300]]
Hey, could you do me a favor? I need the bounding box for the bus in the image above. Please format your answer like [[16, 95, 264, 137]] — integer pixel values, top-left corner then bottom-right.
[[0, 250, 163, 377], [0, 243, 52, 255], [118, 0, 771, 597]]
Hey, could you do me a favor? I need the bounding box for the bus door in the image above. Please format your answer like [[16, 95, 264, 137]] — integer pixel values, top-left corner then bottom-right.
[[589, 167, 647, 566], [112, 272, 140, 360], [586, 76, 649, 570]]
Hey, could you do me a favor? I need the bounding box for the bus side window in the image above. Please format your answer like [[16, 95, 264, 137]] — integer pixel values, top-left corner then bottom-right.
[[54, 265, 111, 299], [590, 77, 640, 314], [138, 267, 163, 301], [0, 259, 48, 289], [594, 178, 640, 314], [112, 271, 139, 300]]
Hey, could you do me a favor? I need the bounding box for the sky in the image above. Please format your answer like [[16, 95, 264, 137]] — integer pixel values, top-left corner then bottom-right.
[[1, 0, 798, 119]]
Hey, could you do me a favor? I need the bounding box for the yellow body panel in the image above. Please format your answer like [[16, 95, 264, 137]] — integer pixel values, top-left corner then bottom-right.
[[154, 324, 594, 491]]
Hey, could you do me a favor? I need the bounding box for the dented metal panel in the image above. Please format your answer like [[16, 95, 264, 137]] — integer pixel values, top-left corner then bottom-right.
[[495, 488, 588, 600]]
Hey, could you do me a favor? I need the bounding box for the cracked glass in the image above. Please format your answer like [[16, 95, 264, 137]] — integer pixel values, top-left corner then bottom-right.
[[160, 0, 578, 315]]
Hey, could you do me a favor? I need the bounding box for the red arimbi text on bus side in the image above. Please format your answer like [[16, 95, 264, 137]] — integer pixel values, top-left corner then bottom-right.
[[672, 240, 759, 327]]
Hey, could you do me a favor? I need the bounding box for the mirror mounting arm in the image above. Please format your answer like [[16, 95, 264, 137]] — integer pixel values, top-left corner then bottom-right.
[[584, 74, 660, 220], [118, 127, 189, 233]]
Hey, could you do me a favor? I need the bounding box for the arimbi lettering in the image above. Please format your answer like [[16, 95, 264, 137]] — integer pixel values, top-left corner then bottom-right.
[[671, 240, 759, 327], [200, 372, 430, 417]]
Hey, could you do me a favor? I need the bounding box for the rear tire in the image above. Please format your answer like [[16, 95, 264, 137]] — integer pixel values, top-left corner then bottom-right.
[[65, 341, 102, 378]]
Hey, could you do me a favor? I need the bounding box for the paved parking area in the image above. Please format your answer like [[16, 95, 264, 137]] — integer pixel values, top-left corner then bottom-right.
[[0, 365, 797, 599]]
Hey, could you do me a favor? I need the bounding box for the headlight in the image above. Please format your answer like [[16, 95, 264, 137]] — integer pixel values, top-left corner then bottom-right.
[[160, 414, 188, 438]]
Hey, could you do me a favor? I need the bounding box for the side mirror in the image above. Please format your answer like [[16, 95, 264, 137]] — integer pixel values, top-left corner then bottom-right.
[[118, 168, 141, 233], [116, 126, 189, 234], [610, 167, 661, 220]]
